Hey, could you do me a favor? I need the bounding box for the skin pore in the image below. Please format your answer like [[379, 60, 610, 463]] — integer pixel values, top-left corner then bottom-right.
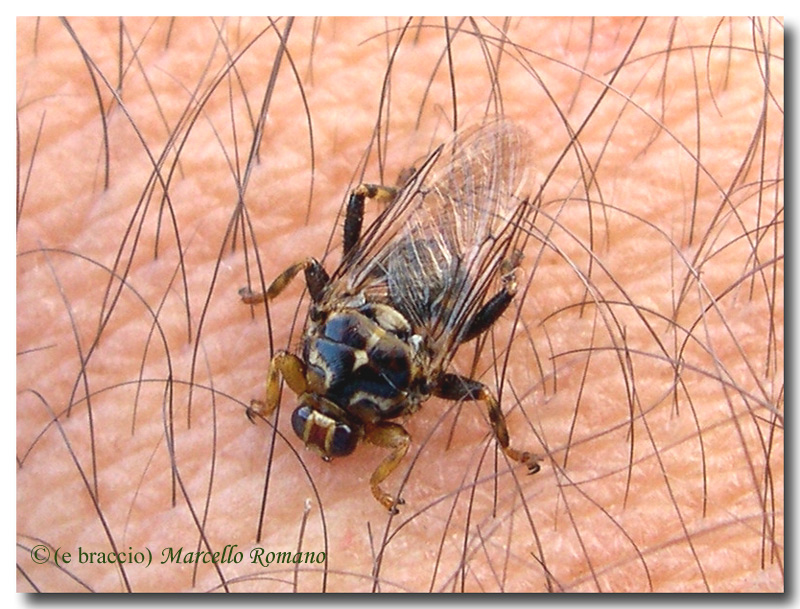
[[17, 17, 783, 592]]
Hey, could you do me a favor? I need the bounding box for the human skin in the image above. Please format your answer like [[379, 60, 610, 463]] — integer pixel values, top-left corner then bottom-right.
[[17, 17, 783, 592]]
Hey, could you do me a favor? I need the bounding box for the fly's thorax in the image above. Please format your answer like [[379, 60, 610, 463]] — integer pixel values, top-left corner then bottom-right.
[[302, 303, 430, 424]]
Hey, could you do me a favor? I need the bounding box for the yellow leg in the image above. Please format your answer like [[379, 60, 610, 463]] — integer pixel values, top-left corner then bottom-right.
[[364, 422, 410, 513], [478, 386, 541, 474], [353, 183, 398, 204], [239, 258, 314, 305], [247, 351, 307, 421]]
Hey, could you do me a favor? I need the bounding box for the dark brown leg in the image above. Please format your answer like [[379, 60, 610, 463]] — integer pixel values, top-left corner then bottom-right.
[[344, 183, 397, 256], [460, 252, 521, 342]]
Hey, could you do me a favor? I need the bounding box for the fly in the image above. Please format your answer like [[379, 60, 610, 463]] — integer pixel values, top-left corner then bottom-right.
[[241, 120, 541, 513]]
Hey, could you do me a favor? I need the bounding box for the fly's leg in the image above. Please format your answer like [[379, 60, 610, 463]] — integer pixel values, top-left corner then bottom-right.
[[239, 257, 327, 424], [239, 257, 330, 305], [461, 282, 516, 343], [461, 251, 521, 343], [243, 181, 397, 301], [239, 260, 308, 304], [434, 373, 541, 474], [246, 351, 308, 422], [364, 421, 410, 513], [344, 183, 398, 256]]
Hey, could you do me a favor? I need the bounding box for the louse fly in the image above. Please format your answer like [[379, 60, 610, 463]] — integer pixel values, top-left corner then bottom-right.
[[241, 120, 541, 513]]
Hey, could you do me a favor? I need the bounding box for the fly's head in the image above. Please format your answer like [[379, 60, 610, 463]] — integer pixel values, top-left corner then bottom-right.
[[291, 395, 360, 461]]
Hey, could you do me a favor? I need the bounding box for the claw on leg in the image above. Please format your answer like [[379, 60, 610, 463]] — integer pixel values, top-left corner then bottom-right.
[[246, 399, 266, 423]]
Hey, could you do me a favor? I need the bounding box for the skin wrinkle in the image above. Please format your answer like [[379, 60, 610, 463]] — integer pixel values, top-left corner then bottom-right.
[[16, 17, 783, 592]]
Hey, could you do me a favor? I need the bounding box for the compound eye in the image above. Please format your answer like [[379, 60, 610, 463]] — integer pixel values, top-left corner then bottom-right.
[[328, 420, 358, 457], [291, 404, 313, 441], [291, 404, 358, 459]]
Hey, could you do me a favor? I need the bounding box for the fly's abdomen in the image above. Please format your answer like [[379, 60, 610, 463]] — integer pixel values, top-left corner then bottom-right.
[[306, 310, 415, 422]]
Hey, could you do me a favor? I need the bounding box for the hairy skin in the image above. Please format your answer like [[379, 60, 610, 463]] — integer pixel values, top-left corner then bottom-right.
[[17, 17, 783, 592]]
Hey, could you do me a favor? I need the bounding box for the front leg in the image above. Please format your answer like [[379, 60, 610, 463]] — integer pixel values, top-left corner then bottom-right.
[[239, 256, 330, 305], [364, 421, 410, 513], [247, 351, 308, 422], [433, 373, 541, 474]]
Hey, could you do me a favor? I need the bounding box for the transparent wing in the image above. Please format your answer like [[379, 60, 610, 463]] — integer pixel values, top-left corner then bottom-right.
[[329, 120, 533, 368]]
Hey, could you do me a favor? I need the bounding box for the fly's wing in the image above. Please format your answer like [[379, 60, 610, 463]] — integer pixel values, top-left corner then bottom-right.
[[330, 120, 533, 369]]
